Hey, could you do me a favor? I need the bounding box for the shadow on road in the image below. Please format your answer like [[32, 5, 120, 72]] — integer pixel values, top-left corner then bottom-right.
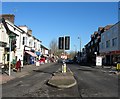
[[78, 68, 93, 72], [33, 70, 54, 75]]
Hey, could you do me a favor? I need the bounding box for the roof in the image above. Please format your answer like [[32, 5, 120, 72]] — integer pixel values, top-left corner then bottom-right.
[[98, 27, 104, 31], [1, 18, 24, 36], [104, 25, 113, 30], [0, 14, 15, 16], [94, 31, 98, 35]]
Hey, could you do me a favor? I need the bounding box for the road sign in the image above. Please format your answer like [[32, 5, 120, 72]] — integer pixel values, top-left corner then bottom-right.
[[58, 36, 70, 50], [65, 36, 70, 50], [58, 37, 64, 49], [96, 56, 102, 66]]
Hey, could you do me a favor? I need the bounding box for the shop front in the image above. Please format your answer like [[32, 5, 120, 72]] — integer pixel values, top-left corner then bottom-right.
[[24, 51, 37, 65], [100, 50, 120, 66]]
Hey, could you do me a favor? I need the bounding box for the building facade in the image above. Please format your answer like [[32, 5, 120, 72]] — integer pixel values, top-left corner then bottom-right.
[[0, 17, 23, 67], [19, 26, 41, 65], [99, 21, 120, 65], [82, 24, 113, 65], [0, 14, 42, 67]]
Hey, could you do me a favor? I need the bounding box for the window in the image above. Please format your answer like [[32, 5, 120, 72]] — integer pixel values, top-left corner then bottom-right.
[[22, 37, 25, 45], [112, 38, 117, 47], [29, 41, 31, 47], [101, 43, 104, 49], [106, 40, 110, 48], [34, 42, 35, 48], [23, 37, 28, 45]]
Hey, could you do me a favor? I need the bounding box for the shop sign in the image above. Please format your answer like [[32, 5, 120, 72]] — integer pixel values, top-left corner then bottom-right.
[[25, 47, 31, 51], [16, 49, 23, 55]]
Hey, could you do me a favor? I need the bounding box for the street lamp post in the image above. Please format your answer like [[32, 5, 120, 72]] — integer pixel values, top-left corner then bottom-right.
[[9, 33, 16, 76], [78, 37, 81, 63], [8, 38, 11, 76], [94, 52, 97, 66], [78, 37, 81, 53]]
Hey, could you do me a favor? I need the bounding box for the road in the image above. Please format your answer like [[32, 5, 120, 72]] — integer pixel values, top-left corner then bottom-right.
[[68, 64, 119, 98], [2, 63, 119, 98], [2, 63, 80, 98]]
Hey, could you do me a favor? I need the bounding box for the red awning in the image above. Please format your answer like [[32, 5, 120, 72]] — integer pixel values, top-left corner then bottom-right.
[[25, 51, 37, 57]]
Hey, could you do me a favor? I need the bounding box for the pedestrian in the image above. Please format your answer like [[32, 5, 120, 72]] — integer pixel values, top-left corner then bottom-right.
[[15, 59, 21, 72]]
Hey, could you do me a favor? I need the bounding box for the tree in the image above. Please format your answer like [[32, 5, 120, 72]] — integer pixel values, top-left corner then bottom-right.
[[49, 39, 58, 55], [68, 51, 76, 59]]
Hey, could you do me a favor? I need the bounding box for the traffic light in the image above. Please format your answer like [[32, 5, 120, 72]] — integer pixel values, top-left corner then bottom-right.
[[65, 36, 70, 50], [58, 37, 64, 49], [11, 39, 16, 51]]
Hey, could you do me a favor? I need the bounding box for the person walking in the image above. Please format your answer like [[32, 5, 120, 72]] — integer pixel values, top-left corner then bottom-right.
[[15, 59, 21, 72]]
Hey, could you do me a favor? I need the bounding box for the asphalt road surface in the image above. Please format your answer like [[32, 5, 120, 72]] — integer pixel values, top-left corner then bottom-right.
[[2, 63, 81, 98], [2, 63, 119, 99], [68, 64, 119, 99]]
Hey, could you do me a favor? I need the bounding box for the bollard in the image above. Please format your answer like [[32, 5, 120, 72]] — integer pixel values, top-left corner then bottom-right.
[[116, 63, 120, 72], [62, 63, 67, 73], [63, 63, 66, 73]]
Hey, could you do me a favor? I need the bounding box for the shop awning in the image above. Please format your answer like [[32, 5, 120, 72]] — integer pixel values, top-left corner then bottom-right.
[[25, 51, 37, 57]]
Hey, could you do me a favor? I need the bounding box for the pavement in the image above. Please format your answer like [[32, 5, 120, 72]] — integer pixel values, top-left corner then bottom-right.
[[0, 62, 56, 84], [95, 65, 120, 75], [47, 66, 77, 89]]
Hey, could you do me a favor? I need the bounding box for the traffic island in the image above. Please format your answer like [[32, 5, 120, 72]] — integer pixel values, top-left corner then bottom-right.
[[47, 67, 77, 88]]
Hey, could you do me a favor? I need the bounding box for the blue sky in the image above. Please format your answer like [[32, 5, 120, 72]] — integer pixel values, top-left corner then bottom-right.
[[2, 2, 118, 52]]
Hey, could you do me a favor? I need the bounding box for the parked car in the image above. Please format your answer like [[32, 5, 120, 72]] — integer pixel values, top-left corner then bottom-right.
[[65, 59, 74, 64]]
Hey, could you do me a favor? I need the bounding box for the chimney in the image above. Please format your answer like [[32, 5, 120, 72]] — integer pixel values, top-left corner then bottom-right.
[[1, 14, 15, 23], [28, 29, 32, 35]]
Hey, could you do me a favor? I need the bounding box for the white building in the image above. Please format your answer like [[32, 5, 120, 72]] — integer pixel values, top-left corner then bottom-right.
[[19, 26, 41, 65], [0, 18, 24, 67], [0, 18, 9, 64], [99, 21, 120, 65], [41, 44, 49, 56], [0, 14, 42, 67]]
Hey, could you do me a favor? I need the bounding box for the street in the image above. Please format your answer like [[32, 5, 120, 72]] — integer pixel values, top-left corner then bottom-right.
[[2, 63, 119, 98], [2, 63, 80, 98], [68, 64, 119, 98]]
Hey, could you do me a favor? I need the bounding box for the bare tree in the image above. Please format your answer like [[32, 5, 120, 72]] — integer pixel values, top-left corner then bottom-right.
[[49, 39, 58, 55], [68, 51, 76, 59]]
